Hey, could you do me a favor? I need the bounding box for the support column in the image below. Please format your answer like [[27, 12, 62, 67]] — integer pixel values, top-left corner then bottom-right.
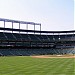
[[4, 20, 5, 31], [12, 22, 13, 33], [40, 24, 41, 35], [19, 22, 20, 33], [34, 24, 35, 34], [26, 24, 28, 34], [40, 24, 41, 31]]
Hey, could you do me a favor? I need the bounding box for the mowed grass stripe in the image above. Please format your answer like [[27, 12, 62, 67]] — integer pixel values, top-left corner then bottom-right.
[[0, 56, 73, 74], [21, 58, 61, 75], [51, 59, 74, 75], [43, 58, 73, 75], [9, 58, 57, 74], [8, 58, 63, 75], [0, 56, 74, 75], [17, 58, 67, 74]]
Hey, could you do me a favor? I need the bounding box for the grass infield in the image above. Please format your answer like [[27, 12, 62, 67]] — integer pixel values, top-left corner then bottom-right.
[[0, 56, 75, 75]]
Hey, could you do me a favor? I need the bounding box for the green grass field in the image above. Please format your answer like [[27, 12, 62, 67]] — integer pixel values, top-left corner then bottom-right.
[[0, 56, 75, 75]]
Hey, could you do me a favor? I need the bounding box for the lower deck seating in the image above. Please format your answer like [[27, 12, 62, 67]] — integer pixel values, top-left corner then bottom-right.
[[0, 48, 75, 56]]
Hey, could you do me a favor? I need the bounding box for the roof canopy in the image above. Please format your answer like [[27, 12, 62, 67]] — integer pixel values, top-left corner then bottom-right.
[[0, 27, 75, 33]]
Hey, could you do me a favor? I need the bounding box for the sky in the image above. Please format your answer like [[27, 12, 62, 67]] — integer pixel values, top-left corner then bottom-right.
[[74, 0, 75, 29], [0, 0, 74, 31]]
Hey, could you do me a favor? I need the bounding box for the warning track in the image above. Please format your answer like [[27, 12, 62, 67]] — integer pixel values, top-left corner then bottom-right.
[[31, 55, 75, 58]]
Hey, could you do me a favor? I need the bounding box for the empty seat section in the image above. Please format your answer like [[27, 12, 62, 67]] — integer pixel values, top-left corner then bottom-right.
[[16, 42, 23, 46], [1, 41, 9, 46], [10, 49, 20, 56], [72, 34, 75, 41], [35, 35, 43, 42], [12, 33, 22, 41], [0, 49, 12, 56], [23, 42, 30, 47], [0, 32, 7, 40], [4, 33, 16, 41], [29, 34, 39, 41], [21, 34, 30, 41], [47, 35, 54, 41], [60, 35, 66, 41], [54, 35, 60, 41], [41, 35, 49, 41], [66, 34, 73, 41]]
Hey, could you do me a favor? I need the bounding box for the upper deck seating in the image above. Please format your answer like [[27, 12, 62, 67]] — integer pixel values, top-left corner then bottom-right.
[[41, 35, 49, 42], [4, 33, 16, 41], [29, 34, 39, 41], [47, 35, 54, 42], [12, 33, 22, 41], [35, 35, 44, 42], [0, 32, 7, 40], [66, 35, 73, 41], [20, 34, 30, 41], [54, 35, 60, 41], [60, 34, 74, 41], [60, 35, 66, 41], [70, 34, 75, 41]]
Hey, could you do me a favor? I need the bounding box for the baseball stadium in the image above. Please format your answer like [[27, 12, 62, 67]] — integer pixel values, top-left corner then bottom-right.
[[0, 18, 75, 75]]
